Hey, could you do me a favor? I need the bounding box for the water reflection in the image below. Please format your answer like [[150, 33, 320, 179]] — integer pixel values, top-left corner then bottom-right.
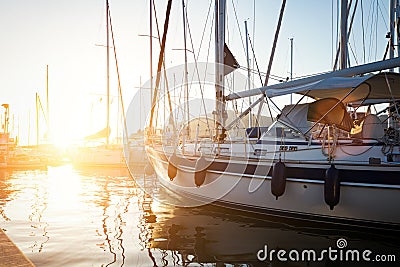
[[0, 166, 398, 267], [0, 170, 13, 221], [76, 167, 134, 267], [136, 174, 400, 267], [28, 176, 49, 253]]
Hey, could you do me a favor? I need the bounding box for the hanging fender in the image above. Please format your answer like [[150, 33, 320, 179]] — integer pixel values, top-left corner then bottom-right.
[[324, 164, 340, 210], [194, 156, 208, 187], [271, 159, 286, 200], [168, 153, 178, 181]]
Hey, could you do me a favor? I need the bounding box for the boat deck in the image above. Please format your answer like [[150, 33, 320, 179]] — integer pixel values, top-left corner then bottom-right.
[[0, 228, 35, 267]]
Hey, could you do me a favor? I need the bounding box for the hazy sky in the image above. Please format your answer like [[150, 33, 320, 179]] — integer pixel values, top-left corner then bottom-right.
[[0, 0, 390, 145]]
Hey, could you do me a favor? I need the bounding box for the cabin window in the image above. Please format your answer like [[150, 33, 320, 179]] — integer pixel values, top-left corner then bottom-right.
[[263, 122, 302, 139]]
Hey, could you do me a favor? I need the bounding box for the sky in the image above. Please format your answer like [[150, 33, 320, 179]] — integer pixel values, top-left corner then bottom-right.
[[0, 0, 391, 146]]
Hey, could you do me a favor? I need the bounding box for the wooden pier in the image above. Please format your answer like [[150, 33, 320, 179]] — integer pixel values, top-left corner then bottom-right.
[[0, 228, 35, 267]]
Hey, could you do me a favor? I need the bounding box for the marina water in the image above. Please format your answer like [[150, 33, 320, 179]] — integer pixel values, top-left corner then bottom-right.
[[0, 165, 399, 266]]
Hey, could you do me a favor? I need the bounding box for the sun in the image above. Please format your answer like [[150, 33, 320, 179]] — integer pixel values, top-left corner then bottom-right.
[[51, 135, 76, 150], [49, 125, 85, 151]]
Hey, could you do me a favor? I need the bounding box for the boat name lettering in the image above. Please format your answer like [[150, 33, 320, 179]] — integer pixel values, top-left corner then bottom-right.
[[279, 145, 298, 151]]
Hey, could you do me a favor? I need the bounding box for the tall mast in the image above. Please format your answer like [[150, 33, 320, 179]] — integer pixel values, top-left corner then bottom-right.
[[36, 93, 39, 146], [214, 0, 227, 143], [389, 0, 397, 128], [46, 65, 49, 142], [340, 0, 348, 69], [148, 0, 173, 130], [28, 110, 30, 145], [182, 0, 190, 139], [1, 104, 9, 135], [106, 0, 110, 146], [390, 0, 396, 72], [396, 0, 400, 62], [150, 0, 153, 111], [290, 37, 293, 104], [245, 20, 252, 128]]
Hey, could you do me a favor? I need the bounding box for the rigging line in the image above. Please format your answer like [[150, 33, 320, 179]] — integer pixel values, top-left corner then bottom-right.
[[375, 0, 379, 60], [238, 66, 285, 81], [247, 34, 263, 85], [348, 0, 358, 67], [226, 2, 230, 43], [366, 0, 374, 61], [384, 73, 399, 116], [239, 65, 282, 80], [203, 11, 215, 83], [348, 43, 359, 66], [185, 5, 213, 139], [246, 30, 270, 126], [106, 0, 110, 145], [243, 28, 265, 128], [360, 0, 366, 63], [36, 94, 48, 126], [230, 0, 246, 57], [336, 0, 340, 65], [333, 0, 357, 71], [149, 0, 173, 130], [195, 0, 213, 60], [179, 76, 185, 122], [376, 0, 389, 30], [383, 37, 391, 60], [182, 0, 190, 132], [252, 0, 256, 77], [331, 0, 334, 66], [376, 0, 393, 60], [162, 65, 174, 132], [263, 0, 287, 87], [247, 27, 274, 122], [109, 7, 129, 145], [152, 0, 162, 128], [152, 0, 176, 133]]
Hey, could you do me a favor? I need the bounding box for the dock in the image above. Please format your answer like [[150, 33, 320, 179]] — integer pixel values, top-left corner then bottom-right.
[[0, 228, 35, 267]]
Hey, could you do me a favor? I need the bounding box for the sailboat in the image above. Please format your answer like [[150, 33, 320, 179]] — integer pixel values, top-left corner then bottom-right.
[[72, 0, 125, 168], [0, 104, 47, 169], [144, 0, 400, 231]]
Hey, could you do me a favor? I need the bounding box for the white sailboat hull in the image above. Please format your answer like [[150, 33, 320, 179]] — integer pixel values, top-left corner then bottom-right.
[[147, 146, 400, 230], [72, 146, 126, 168]]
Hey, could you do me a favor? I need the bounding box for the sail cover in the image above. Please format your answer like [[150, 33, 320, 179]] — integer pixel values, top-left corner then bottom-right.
[[267, 72, 400, 104], [280, 98, 353, 133]]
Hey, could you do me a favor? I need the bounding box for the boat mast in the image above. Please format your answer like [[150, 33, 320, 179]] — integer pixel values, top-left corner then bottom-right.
[[225, 0, 287, 131], [182, 0, 190, 142], [390, 0, 396, 72], [150, 0, 153, 112], [389, 0, 398, 128], [245, 20, 252, 128], [36, 93, 39, 146], [149, 0, 173, 131], [46, 65, 49, 142], [396, 0, 400, 69], [340, 0, 348, 69], [214, 0, 227, 143], [290, 37, 293, 104], [1, 104, 9, 136], [106, 0, 110, 146]]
